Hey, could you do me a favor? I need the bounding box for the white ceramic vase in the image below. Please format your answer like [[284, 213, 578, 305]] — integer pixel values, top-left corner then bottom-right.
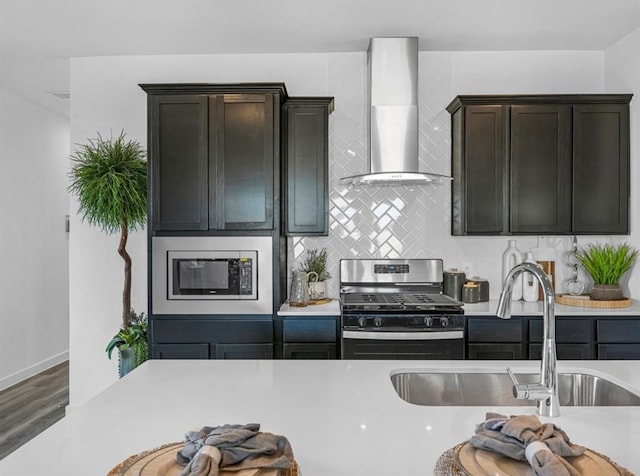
[[522, 252, 539, 302], [502, 240, 523, 300]]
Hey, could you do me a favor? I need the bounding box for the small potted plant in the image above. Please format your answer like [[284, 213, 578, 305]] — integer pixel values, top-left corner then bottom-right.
[[301, 248, 331, 300], [106, 310, 148, 377], [575, 242, 638, 300]]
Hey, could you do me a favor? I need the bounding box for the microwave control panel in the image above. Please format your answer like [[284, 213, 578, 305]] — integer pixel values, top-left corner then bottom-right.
[[239, 258, 254, 295]]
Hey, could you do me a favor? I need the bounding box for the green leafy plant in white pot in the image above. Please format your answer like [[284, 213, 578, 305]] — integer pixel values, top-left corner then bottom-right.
[[575, 242, 638, 300], [68, 131, 148, 377], [301, 248, 331, 300]]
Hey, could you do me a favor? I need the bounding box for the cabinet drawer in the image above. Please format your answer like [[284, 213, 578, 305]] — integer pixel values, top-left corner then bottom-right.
[[283, 318, 337, 343], [597, 320, 640, 343], [467, 318, 522, 342], [529, 319, 591, 343]]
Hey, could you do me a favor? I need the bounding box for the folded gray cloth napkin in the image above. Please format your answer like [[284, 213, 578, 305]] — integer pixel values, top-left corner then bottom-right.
[[469, 412, 585, 476], [177, 423, 295, 476]]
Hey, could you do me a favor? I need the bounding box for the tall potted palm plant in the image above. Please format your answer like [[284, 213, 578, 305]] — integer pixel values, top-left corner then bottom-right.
[[68, 131, 148, 376]]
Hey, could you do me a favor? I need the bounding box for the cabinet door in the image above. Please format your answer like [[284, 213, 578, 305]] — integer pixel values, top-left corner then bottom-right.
[[467, 343, 524, 360], [529, 343, 593, 360], [211, 94, 275, 230], [284, 100, 331, 235], [215, 343, 273, 359], [572, 104, 629, 234], [598, 344, 640, 360], [510, 105, 571, 233], [150, 95, 209, 231], [461, 106, 506, 234], [283, 343, 337, 359]]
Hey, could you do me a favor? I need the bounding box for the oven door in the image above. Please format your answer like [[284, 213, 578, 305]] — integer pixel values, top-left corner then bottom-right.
[[342, 330, 464, 360]]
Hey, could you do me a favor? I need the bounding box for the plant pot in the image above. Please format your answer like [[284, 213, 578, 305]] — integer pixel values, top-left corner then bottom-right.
[[117, 341, 149, 378], [590, 284, 624, 301], [118, 347, 136, 378], [308, 281, 326, 300]]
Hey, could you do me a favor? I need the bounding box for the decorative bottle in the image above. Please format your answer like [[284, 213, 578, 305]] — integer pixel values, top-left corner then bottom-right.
[[522, 252, 539, 302], [502, 240, 523, 300]]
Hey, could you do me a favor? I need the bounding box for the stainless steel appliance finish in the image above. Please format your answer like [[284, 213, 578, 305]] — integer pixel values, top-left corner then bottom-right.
[[167, 249, 257, 301], [341, 258, 444, 286], [152, 236, 273, 315], [339, 37, 452, 186], [390, 371, 640, 407], [340, 258, 464, 360]]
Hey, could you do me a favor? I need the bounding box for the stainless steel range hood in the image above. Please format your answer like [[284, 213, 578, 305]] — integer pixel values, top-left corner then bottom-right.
[[339, 37, 452, 186]]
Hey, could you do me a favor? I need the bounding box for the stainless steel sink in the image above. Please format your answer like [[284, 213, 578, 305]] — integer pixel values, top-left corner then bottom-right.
[[390, 371, 640, 406]]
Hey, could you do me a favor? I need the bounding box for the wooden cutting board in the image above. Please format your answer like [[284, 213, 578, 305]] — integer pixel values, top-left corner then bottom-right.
[[108, 442, 299, 476], [454, 441, 628, 475], [556, 294, 631, 308]]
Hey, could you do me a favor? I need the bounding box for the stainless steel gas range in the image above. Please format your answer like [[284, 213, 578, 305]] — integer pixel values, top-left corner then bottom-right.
[[340, 259, 465, 359]]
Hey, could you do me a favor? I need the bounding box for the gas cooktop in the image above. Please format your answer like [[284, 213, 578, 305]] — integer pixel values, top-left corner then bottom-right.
[[341, 292, 461, 307]]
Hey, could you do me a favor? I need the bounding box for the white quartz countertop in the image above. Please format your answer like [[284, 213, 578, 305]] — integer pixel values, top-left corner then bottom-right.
[[277, 299, 340, 316], [464, 298, 640, 316], [2, 359, 640, 475]]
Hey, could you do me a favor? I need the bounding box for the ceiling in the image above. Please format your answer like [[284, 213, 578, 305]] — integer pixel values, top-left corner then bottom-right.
[[2, 0, 640, 117]]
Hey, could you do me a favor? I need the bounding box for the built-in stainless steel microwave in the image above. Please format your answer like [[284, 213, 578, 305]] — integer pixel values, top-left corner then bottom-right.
[[168, 250, 257, 300], [152, 236, 273, 315]]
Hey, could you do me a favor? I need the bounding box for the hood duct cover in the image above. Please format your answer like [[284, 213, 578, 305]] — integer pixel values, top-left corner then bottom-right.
[[340, 37, 452, 186]]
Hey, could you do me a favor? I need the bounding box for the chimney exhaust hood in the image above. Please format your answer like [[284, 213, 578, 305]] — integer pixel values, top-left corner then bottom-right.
[[339, 37, 452, 186]]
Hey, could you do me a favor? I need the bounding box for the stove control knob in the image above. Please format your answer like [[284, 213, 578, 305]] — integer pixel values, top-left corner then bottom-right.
[[357, 317, 367, 328], [440, 317, 450, 327], [424, 317, 434, 327], [373, 317, 383, 328]]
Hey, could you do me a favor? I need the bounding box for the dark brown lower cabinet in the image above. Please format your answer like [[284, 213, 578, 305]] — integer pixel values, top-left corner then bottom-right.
[[466, 315, 640, 360], [150, 317, 273, 360], [281, 316, 339, 359]]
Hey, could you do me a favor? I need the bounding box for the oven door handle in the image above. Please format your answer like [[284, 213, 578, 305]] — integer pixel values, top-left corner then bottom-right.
[[342, 330, 463, 340]]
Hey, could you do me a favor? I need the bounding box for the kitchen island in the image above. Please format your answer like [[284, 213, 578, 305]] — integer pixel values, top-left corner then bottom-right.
[[1, 359, 639, 475]]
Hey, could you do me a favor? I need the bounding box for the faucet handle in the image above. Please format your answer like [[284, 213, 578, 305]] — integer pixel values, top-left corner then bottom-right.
[[506, 367, 530, 400]]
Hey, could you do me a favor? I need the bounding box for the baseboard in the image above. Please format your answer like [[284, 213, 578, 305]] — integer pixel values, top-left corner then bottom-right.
[[0, 350, 69, 392]]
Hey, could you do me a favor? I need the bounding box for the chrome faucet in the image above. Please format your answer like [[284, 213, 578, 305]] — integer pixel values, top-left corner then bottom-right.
[[496, 262, 560, 417]]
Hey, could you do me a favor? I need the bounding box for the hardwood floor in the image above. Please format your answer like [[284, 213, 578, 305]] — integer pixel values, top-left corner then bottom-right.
[[0, 361, 69, 460]]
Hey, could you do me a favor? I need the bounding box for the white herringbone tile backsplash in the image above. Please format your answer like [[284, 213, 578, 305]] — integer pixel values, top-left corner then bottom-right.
[[288, 52, 576, 300]]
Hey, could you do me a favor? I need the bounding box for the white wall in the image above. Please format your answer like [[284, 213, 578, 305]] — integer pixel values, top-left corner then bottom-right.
[[605, 25, 640, 294], [0, 87, 70, 390], [68, 53, 329, 407], [71, 48, 627, 406], [451, 50, 604, 93]]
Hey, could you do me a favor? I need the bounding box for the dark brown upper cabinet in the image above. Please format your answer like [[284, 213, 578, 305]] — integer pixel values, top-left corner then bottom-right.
[[447, 94, 632, 236], [141, 83, 286, 233], [283, 97, 334, 236]]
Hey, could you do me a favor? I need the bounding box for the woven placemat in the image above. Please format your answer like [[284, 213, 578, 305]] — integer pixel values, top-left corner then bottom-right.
[[107, 442, 299, 476], [434, 441, 634, 476]]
